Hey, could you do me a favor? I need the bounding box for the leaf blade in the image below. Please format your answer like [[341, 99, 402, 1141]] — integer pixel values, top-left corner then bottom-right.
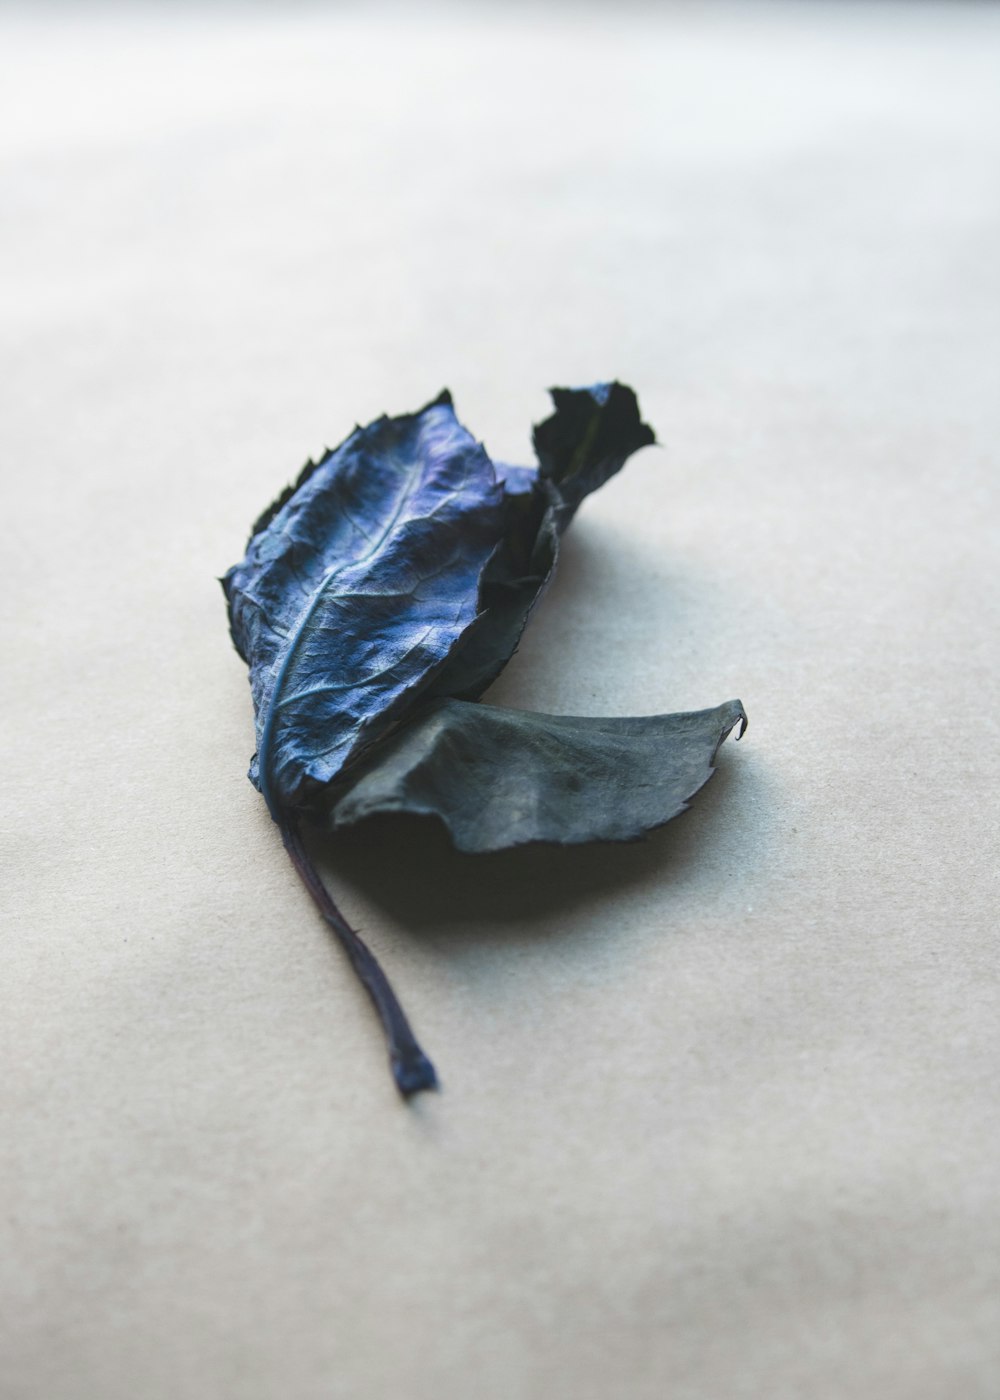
[[327, 698, 747, 854], [223, 396, 503, 811]]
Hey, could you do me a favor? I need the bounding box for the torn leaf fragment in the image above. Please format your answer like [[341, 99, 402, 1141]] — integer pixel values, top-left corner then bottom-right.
[[328, 699, 747, 855]]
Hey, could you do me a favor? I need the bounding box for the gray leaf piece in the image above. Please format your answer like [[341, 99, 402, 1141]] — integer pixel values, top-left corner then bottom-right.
[[328, 698, 748, 854]]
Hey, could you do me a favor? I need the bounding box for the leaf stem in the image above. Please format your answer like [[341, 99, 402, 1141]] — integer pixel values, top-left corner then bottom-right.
[[279, 816, 438, 1099]]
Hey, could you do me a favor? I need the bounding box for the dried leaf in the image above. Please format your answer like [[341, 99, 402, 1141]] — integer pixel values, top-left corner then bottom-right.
[[222, 383, 746, 1096]]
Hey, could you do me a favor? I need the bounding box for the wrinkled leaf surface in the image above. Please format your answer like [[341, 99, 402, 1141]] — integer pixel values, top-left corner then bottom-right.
[[223, 393, 502, 812]]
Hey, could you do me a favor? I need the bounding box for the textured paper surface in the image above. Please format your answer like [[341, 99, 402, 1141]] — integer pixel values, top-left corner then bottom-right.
[[2, 4, 998, 1397]]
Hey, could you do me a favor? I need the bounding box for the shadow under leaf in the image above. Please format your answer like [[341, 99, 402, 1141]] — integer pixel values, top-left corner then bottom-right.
[[308, 740, 763, 945]]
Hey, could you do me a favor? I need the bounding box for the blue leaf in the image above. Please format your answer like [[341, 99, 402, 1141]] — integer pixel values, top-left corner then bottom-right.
[[223, 392, 504, 814], [222, 382, 743, 1097]]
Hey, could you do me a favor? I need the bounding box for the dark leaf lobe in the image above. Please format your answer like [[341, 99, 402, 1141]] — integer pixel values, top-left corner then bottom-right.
[[329, 698, 748, 854]]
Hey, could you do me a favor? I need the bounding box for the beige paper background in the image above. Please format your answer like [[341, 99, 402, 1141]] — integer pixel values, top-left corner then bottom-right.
[[2, 3, 998, 1397]]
